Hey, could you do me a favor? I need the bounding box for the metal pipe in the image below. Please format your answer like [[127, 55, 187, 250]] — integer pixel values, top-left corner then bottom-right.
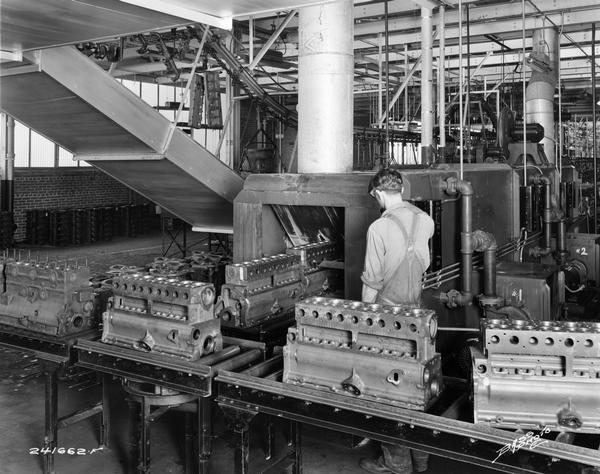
[[593, 22, 597, 234], [2, 115, 15, 213], [557, 218, 568, 263], [439, 178, 473, 306], [459, 182, 473, 296], [248, 10, 297, 71], [421, 6, 434, 165], [483, 248, 496, 297], [522, 0, 527, 185], [542, 178, 552, 250], [212, 348, 262, 372], [558, 18, 563, 183], [438, 5, 446, 160], [380, 55, 422, 125], [526, 28, 559, 164], [385, 0, 390, 160], [465, 4, 471, 141], [459, 0, 464, 180], [197, 345, 240, 365], [528, 175, 553, 256], [298, 0, 354, 173]]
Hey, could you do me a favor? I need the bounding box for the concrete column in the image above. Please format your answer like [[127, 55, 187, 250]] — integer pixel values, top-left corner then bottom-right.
[[421, 7, 434, 164], [297, 0, 354, 173], [526, 27, 559, 164]]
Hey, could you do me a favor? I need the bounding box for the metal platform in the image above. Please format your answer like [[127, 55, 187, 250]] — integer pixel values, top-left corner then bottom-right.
[[0, 46, 243, 228], [215, 356, 600, 474], [75, 336, 265, 397], [0, 325, 107, 474], [74, 336, 266, 473]]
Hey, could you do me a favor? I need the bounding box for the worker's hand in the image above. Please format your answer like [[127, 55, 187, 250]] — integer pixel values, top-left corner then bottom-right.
[[361, 285, 377, 303]]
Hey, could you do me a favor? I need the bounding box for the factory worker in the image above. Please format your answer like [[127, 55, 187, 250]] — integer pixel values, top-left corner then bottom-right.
[[359, 167, 433, 474]]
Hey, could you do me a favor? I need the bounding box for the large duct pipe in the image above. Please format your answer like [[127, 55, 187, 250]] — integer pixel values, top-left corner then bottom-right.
[[421, 7, 434, 164], [297, 0, 354, 173], [526, 28, 559, 164]]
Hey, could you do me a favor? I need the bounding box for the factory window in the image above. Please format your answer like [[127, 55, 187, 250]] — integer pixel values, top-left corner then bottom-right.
[[120, 79, 225, 158], [13, 120, 87, 168], [29, 130, 55, 167]]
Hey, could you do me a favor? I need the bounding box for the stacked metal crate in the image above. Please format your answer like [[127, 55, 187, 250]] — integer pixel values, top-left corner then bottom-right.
[[25, 204, 155, 246], [0, 211, 14, 249]]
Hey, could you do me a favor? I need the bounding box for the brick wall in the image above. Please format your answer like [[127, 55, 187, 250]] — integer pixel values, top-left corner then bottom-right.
[[13, 168, 148, 242]]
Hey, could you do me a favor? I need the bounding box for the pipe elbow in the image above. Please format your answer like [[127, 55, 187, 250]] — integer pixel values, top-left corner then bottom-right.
[[472, 230, 497, 252], [442, 177, 473, 196], [492, 305, 531, 321], [439, 289, 473, 309], [455, 180, 474, 196], [530, 175, 551, 185]]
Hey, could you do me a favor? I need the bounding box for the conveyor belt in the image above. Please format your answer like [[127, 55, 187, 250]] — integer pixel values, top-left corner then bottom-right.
[[0, 47, 243, 228], [216, 356, 600, 474]]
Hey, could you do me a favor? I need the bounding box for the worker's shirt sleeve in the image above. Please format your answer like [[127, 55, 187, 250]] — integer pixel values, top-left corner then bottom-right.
[[361, 222, 386, 291]]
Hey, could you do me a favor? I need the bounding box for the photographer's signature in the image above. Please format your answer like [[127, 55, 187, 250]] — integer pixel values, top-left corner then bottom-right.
[[492, 427, 551, 464]]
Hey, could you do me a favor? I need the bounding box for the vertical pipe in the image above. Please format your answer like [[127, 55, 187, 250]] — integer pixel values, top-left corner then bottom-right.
[[404, 44, 409, 132], [522, 0, 527, 185], [249, 16, 254, 65], [459, 0, 464, 179], [558, 25, 563, 183], [461, 191, 473, 295], [0, 113, 6, 211], [543, 179, 552, 249], [465, 4, 471, 139], [3, 116, 15, 213], [438, 6, 446, 160], [483, 248, 497, 297], [421, 7, 434, 165], [385, 0, 390, 162], [378, 33, 383, 127], [593, 23, 597, 234], [298, 0, 354, 173], [557, 218, 566, 254]]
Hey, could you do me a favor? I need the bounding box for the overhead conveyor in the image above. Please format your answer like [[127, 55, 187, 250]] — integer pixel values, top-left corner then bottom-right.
[[0, 46, 244, 230]]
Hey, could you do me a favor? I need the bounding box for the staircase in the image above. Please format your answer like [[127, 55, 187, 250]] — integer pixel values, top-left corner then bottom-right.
[[0, 46, 244, 229]]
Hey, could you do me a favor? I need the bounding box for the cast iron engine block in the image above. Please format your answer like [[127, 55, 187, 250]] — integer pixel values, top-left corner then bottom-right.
[[216, 242, 339, 328], [102, 273, 222, 360], [472, 318, 600, 432], [283, 297, 443, 410], [0, 255, 98, 336]]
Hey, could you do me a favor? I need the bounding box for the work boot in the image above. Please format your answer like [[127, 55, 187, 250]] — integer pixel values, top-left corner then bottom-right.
[[411, 449, 429, 472], [359, 456, 412, 474], [381, 444, 413, 473], [359, 457, 395, 474]]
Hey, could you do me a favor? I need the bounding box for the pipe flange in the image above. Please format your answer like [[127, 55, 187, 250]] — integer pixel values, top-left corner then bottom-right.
[[477, 295, 504, 308]]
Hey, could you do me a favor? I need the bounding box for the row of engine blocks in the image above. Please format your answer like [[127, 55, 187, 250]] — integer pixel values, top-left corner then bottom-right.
[[0, 254, 102, 336], [1, 246, 599, 432]]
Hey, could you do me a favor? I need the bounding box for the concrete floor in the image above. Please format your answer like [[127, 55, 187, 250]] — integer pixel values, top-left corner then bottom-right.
[[0, 233, 488, 474]]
